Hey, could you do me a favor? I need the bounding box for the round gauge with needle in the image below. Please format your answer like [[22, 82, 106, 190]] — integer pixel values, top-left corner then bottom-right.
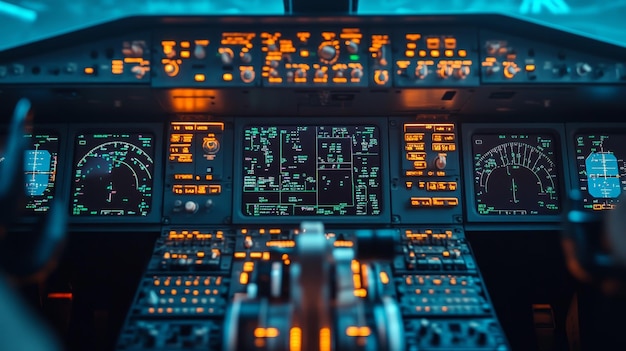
[[472, 133, 561, 215], [71, 133, 154, 216]]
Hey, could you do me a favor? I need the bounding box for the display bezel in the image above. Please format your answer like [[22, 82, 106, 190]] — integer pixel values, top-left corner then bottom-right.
[[67, 124, 163, 224], [566, 123, 626, 212], [462, 123, 568, 223], [232, 118, 391, 224]]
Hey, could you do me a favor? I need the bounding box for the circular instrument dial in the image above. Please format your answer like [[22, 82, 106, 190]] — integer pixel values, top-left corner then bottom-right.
[[472, 134, 561, 215], [72, 133, 154, 216]]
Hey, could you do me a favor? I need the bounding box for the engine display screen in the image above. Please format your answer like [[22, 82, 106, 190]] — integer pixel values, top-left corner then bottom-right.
[[242, 125, 382, 216], [71, 133, 154, 216], [575, 133, 626, 211], [472, 133, 561, 215], [0, 133, 59, 212]]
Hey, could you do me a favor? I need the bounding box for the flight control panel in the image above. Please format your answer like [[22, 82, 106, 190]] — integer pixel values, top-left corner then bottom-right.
[[1, 14, 626, 351]]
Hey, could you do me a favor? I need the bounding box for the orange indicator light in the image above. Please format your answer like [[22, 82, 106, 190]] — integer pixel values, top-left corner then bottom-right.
[[194, 74, 205, 82]]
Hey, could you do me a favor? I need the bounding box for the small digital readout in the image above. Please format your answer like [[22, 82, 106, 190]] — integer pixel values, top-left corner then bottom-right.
[[242, 126, 382, 216], [575, 133, 626, 211], [472, 133, 561, 215], [0, 133, 59, 212], [71, 133, 154, 216]]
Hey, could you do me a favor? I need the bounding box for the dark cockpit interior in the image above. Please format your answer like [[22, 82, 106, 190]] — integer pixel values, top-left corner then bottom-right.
[[1, 1, 626, 350]]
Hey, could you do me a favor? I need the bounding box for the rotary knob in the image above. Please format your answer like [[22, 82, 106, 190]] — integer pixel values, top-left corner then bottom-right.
[[241, 52, 252, 64], [194, 45, 206, 59], [504, 64, 519, 79], [335, 70, 344, 78], [203, 138, 220, 154], [318, 45, 337, 61], [351, 68, 363, 80], [241, 69, 255, 83], [295, 68, 307, 79], [220, 50, 234, 65], [434, 154, 447, 170], [184, 201, 198, 214], [438, 65, 454, 79], [456, 66, 470, 79], [415, 64, 428, 79], [315, 69, 326, 79], [346, 40, 359, 54], [576, 62, 592, 76]]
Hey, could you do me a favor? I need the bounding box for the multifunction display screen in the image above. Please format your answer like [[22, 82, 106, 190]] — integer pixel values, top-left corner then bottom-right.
[[575, 133, 626, 211], [0, 133, 59, 212], [472, 133, 561, 215], [242, 125, 382, 216], [71, 133, 155, 216]]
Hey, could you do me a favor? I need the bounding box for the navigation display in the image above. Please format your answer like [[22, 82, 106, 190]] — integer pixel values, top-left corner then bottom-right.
[[472, 133, 561, 215], [71, 132, 154, 216], [242, 125, 382, 216], [574, 132, 626, 211], [0, 133, 59, 213]]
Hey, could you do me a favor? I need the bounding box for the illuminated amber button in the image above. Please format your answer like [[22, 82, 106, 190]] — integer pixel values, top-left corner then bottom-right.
[[405, 181, 413, 189], [437, 182, 447, 190], [209, 185, 222, 194], [404, 133, 425, 142], [405, 143, 425, 151], [194, 74, 206, 82], [526, 64, 536, 72], [432, 133, 455, 142], [223, 73, 233, 81], [406, 152, 426, 161], [410, 197, 432, 207], [427, 182, 438, 191], [432, 197, 459, 207], [413, 161, 427, 169], [432, 143, 456, 152], [448, 182, 457, 191]]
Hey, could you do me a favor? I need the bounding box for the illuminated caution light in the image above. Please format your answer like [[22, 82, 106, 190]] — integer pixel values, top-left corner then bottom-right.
[[266, 240, 296, 248], [458, 50, 467, 57], [290, 327, 302, 351], [194, 74, 205, 82], [111, 60, 124, 74], [427, 38, 440, 49], [379, 271, 390, 284], [346, 326, 371, 337], [353, 288, 367, 297], [333, 240, 354, 247], [526, 64, 536, 72], [223, 73, 233, 81], [255, 327, 279, 338], [84, 67, 94, 75], [406, 33, 421, 41], [320, 328, 331, 351], [239, 272, 249, 284]]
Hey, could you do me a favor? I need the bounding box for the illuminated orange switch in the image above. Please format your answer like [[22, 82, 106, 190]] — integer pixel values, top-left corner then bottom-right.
[[194, 74, 206, 82], [405, 181, 413, 189], [448, 182, 457, 191], [410, 197, 432, 207], [432, 197, 459, 207], [406, 152, 426, 161], [209, 185, 222, 194], [223, 73, 233, 81], [413, 161, 427, 169], [427, 182, 438, 191]]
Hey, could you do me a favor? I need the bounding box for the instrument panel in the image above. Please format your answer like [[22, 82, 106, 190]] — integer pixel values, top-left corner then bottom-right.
[[4, 119, 625, 225], [467, 125, 564, 221]]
